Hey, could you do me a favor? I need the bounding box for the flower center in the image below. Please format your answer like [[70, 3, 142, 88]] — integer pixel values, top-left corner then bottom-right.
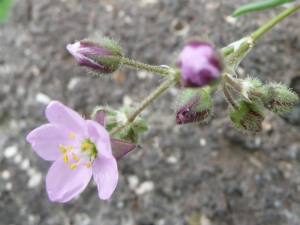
[[59, 133, 98, 170]]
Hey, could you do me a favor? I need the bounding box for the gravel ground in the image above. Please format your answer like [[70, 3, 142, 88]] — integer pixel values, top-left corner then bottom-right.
[[0, 0, 300, 225]]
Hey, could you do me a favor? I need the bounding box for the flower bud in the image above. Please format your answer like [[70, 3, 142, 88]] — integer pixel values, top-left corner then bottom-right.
[[241, 77, 270, 103], [67, 36, 123, 74], [178, 41, 223, 88], [175, 87, 213, 124], [263, 83, 298, 115], [91, 106, 147, 143], [229, 101, 265, 133]]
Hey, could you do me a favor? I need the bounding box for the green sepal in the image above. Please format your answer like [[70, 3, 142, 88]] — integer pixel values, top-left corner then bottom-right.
[[175, 87, 213, 124], [91, 105, 147, 143], [263, 83, 298, 114], [230, 101, 265, 133]]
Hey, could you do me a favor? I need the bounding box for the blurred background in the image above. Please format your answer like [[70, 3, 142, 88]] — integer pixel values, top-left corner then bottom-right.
[[0, 0, 300, 224]]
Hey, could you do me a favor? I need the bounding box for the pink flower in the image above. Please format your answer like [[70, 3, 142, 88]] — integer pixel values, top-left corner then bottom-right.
[[26, 101, 118, 202], [178, 41, 223, 88]]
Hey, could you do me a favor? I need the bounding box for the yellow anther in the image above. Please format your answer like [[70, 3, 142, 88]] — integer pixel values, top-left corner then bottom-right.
[[67, 145, 73, 151], [70, 163, 78, 169], [63, 153, 69, 164], [72, 152, 79, 161], [59, 144, 66, 153], [81, 143, 92, 150], [69, 133, 75, 139], [86, 162, 91, 168]]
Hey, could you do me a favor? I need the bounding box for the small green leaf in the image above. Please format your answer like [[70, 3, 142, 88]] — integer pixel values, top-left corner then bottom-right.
[[0, 0, 14, 22], [132, 119, 148, 133], [232, 0, 295, 17]]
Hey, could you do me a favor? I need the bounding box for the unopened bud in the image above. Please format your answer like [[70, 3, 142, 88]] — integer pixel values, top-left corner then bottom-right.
[[175, 87, 213, 124], [241, 77, 270, 104], [230, 101, 265, 133], [92, 106, 147, 143], [263, 83, 298, 114], [178, 41, 223, 88], [67, 36, 123, 74]]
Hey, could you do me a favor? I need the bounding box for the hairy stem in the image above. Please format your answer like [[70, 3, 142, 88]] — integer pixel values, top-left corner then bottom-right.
[[250, 2, 300, 40], [122, 58, 174, 76], [110, 71, 180, 136]]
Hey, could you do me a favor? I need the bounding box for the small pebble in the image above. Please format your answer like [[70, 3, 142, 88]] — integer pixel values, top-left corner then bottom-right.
[[4, 145, 18, 158], [1, 170, 11, 180], [117, 201, 124, 208], [127, 175, 139, 190], [166, 155, 178, 164], [35, 93, 51, 105], [105, 4, 113, 12], [199, 138, 207, 147], [27, 171, 43, 188], [157, 219, 165, 225], [123, 95, 133, 107], [201, 214, 212, 225], [135, 181, 154, 195], [20, 158, 30, 170], [67, 77, 81, 90], [137, 71, 150, 80], [5, 182, 12, 191], [224, 15, 237, 24], [13, 154, 22, 164]]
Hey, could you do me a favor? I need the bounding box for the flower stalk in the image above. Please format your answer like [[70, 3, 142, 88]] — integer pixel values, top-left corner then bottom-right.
[[250, 1, 300, 41], [122, 57, 175, 76], [110, 72, 180, 136]]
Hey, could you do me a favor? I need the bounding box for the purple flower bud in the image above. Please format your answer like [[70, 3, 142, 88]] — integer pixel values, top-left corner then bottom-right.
[[175, 88, 213, 124], [178, 41, 223, 88], [67, 37, 123, 74], [230, 101, 265, 133]]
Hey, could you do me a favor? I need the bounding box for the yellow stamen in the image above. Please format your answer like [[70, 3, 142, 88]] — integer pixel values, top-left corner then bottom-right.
[[81, 143, 92, 150], [86, 162, 91, 168], [72, 152, 79, 161], [63, 153, 68, 164], [70, 163, 78, 169], [69, 133, 75, 139], [59, 144, 66, 153], [67, 145, 73, 151]]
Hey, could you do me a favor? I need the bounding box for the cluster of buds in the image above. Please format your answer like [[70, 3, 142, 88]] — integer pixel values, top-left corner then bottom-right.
[[174, 40, 298, 132], [224, 74, 298, 132], [65, 35, 298, 133]]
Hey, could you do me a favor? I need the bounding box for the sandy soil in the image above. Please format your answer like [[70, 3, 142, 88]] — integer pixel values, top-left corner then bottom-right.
[[0, 0, 300, 224]]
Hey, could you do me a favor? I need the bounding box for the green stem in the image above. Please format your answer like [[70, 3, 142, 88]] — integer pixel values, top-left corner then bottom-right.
[[221, 45, 234, 57], [122, 57, 174, 76], [250, 2, 300, 40], [110, 71, 180, 136]]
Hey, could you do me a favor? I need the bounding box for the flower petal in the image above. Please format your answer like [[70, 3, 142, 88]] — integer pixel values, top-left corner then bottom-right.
[[26, 124, 80, 161], [92, 156, 118, 200], [46, 158, 92, 202], [45, 101, 87, 137], [86, 120, 112, 158], [93, 109, 106, 127], [110, 138, 136, 158]]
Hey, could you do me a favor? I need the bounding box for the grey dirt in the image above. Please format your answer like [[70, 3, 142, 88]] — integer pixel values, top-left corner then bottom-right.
[[0, 0, 300, 225]]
